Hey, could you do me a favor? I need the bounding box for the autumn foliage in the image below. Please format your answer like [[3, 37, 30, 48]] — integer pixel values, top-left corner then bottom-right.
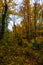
[[0, 0, 43, 65]]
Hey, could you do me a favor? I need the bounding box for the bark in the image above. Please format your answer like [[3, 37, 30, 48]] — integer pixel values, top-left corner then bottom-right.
[[0, 0, 8, 39]]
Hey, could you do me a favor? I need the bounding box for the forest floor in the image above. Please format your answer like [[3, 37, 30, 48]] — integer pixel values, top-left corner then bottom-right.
[[0, 40, 43, 65]]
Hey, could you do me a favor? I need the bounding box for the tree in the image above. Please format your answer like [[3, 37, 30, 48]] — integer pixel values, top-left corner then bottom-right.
[[32, 0, 43, 49], [0, 0, 8, 39], [19, 0, 32, 42], [0, 0, 17, 39]]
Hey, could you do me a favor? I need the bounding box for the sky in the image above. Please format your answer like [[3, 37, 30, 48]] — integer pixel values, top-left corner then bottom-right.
[[8, 0, 23, 30]]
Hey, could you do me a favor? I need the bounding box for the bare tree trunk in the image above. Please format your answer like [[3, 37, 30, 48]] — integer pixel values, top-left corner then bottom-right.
[[0, 0, 8, 39], [34, 3, 37, 45], [32, 3, 37, 49]]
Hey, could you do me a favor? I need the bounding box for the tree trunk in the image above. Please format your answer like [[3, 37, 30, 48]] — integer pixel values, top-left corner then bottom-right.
[[0, 0, 8, 39]]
